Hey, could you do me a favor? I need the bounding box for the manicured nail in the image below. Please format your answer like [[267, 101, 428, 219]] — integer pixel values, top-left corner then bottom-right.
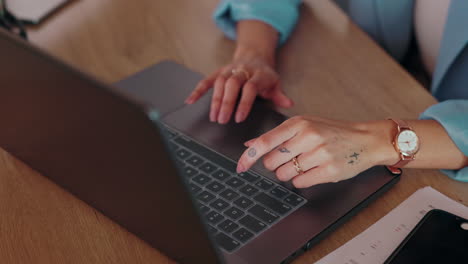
[[235, 112, 245, 123], [209, 111, 216, 122], [237, 163, 245, 173], [218, 113, 228, 124]]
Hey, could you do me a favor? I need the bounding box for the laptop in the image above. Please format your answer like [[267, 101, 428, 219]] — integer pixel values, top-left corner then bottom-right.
[[0, 30, 400, 263]]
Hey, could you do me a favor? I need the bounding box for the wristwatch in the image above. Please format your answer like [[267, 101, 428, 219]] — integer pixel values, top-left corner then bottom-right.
[[386, 119, 420, 174]]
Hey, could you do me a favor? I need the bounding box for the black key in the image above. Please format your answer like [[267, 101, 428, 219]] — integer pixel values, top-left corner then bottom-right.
[[270, 186, 289, 199], [200, 162, 217, 174], [186, 155, 204, 167], [239, 185, 259, 196], [239, 215, 267, 233], [226, 178, 245, 189], [183, 166, 198, 178], [219, 189, 240, 201], [284, 193, 305, 207], [198, 204, 210, 214], [176, 149, 191, 160], [232, 228, 254, 243], [169, 142, 179, 151], [224, 207, 245, 220], [175, 159, 185, 169], [218, 219, 239, 234], [174, 136, 237, 172], [206, 211, 225, 225], [212, 169, 231, 181], [207, 225, 218, 234], [255, 179, 274, 191], [197, 191, 216, 203], [237, 172, 259, 183], [234, 197, 254, 209], [206, 181, 226, 193], [189, 183, 202, 194], [215, 233, 240, 252], [248, 205, 279, 224], [192, 174, 211, 186], [210, 199, 230, 212], [254, 193, 291, 215]]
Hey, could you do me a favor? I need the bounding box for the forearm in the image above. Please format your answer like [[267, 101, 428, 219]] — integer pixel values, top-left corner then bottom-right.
[[233, 20, 279, 66], [370, 120, 468, 170]]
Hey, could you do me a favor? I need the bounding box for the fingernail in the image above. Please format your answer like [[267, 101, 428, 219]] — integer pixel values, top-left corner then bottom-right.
[[237, 163, 245, 173], [209, 111, 216, 122], [218, 113, 228, 124], [235, 112, 245, 123]]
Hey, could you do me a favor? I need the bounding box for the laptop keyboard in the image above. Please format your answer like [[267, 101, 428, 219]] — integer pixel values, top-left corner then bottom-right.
[[163, 126, 307, 253]]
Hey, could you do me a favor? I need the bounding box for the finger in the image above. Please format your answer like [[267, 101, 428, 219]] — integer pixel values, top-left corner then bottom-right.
[[237, 119, 302, 173], [235, 81, 257, 123], [291, 166, 334, 188], [275, 148, 327, 182], [261, 136, 310, 172], [270, 83, 293, 108], [217, 73, 245, 124], [210, 76, 227, 122], [244, 137, 258, 147], [186, 69, 221, 104]]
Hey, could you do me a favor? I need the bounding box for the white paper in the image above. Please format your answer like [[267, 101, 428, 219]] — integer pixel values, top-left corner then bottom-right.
[[316, 186, 468, 264]]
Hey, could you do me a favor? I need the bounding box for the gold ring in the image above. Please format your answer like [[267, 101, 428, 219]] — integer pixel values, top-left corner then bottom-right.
[[292, 157, 304, 175], [231, 68, 251, 81]]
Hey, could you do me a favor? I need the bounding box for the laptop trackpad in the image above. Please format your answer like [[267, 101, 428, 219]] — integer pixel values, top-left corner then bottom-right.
[[162, 92, 287, 180]]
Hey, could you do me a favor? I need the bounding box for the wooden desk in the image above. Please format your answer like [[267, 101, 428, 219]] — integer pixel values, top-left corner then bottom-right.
[[1, 0, 464, 263]]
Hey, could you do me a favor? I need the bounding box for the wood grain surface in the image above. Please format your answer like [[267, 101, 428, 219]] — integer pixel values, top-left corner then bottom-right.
[[0, 0, 463, 263]]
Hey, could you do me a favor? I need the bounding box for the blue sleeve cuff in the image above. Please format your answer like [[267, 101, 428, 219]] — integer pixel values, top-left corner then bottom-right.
[[420, 100, 468, 182], [213, 0, 301, 45]]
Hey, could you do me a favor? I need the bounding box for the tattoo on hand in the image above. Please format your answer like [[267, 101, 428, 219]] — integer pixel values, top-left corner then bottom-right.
[[350, 152, 359, 159], [347, 150, 362, 166], [278, 147, 290, 153], [248, 148, 257, 157]]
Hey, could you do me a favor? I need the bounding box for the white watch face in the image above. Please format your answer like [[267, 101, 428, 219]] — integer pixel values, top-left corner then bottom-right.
[[397, 130, 419, 155]]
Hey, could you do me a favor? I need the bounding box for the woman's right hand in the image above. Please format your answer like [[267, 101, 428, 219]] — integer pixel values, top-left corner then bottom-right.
[[185, 53, 293, 124]]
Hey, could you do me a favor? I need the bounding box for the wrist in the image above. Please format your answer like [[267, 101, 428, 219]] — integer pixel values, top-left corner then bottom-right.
[[233, 44, 276, 66], [361, 120, 400, 167]]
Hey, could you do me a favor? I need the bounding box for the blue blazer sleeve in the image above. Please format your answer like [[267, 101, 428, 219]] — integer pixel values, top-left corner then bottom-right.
[[213, 0, 302, 45], [420, 100, 468, 181]]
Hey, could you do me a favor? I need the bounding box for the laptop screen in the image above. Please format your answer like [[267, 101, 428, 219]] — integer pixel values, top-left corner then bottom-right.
[[0, 31, 221, 263]]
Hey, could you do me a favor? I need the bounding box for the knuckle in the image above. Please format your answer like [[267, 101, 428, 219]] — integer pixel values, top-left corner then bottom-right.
[[211, 97, 222, 106], [276, 167, 290, 181], [226, 77, 241, 87], [319, 148, 333, 160], [221, 99, 235, 107], [244, 83, 257, 92], [262, 158, 275, 171], [216, 75, 226, 83], [237, 103, 252, 112], [254, 137, 269, 150]]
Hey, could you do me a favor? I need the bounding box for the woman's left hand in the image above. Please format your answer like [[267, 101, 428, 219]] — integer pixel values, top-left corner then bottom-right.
[[236, 116, 398, 188]]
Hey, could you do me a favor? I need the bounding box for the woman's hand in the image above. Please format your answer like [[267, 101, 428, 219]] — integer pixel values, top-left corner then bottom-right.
[[236, 116, 398, 188], [185, 20, 293, 124], [185, 55, 292, 124]]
